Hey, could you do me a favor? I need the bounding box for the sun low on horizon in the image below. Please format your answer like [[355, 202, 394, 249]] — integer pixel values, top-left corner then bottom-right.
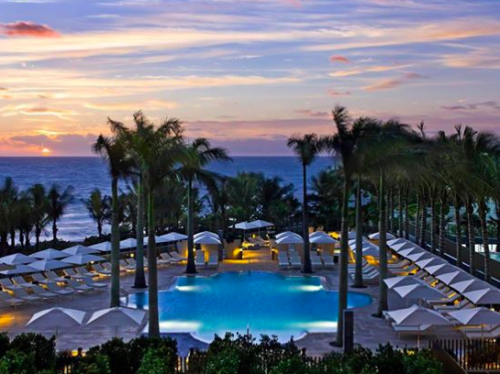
[[1, 0, 500, 157]]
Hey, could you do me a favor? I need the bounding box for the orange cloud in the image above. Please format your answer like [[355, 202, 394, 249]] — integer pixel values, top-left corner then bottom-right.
[[327, 90, 351, 97], [329, 55, 350, 64], [0, 21, 60, 38], [362, 72, 424, 91]]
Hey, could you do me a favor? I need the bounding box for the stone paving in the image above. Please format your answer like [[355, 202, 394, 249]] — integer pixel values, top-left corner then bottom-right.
[[0, 248, 461, 356]]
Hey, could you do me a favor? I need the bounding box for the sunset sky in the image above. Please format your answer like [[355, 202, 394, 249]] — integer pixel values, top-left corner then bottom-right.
[[1, 0, 499, 156]]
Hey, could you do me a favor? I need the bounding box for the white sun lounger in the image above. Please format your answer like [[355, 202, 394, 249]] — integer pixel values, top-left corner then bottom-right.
[[31, 273, 54, 284], [29, 284, 58, 299], [207, 254, 218, 268], [289, 254, 302, 269], [12, 276, 33, 287], [0, 291, 24, 307], [45, 282, 74, 296], [81, 276, 107, 289], [311, 255, 323, 269], [278, 254, 290, 269], [195, 251, 206, 266], [12, 288, 41, 302]]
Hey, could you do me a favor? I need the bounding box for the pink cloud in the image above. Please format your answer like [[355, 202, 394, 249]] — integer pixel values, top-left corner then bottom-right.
[[329, 55, 350, 64], [363, 72, 424, 91], [295, 109, 330, 118], [0, 21, 60, 38], [327, 90, 351, 97]]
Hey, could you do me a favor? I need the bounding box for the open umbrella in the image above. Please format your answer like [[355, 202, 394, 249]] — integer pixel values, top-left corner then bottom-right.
[[89, 241, 112, 253], [232, 221, 258, 240], [249, 220, 274, 228], [27, 307, 85, 338], [159, 232, 188, 242], [62, 245, 98, 256], [387, 238, 408, 247], [119, 238, 137, 249], [194, 235, 221, 245], [32, 248, 70, 260], [384, 276, 425, 290], [398, 247, 424, 258], [393, 283, 446, 301], [415, 257, 445, 269], [391, 242, 419, 253], [309, 234, 337, 244], [29, 259, 68, 271], [450, 279, 491, 294], [436, 271, 473, 286], [463, 288, 500, 305], [62, 254, 105, 265], [425, 264, 457, 277], [407, 252, 433, 263], [0, 253, 37, 265], [276, 234, 303, 245], [449, 307, 500, 332], [276, 231, 301, 239], [194, 231, 219, 239], [387, 304, 451, 347], [0, 264, 37, 275], [368, 232, 396, 240], [86, 307, 146, 336]]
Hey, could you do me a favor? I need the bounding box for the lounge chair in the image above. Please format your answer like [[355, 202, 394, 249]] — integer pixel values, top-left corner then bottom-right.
[[75, 266, 96, 277], [388, 259, 411, 268], [158, 253, 171, 266], [0, 278, 22, 291], [278, 254, 290, 269], [434, 299, 473, 311], [31, 273, 54, 285], [65, 279, 94, 292], [322, 254, 335, 269], [426, 292, 461, 306], [29, 284, 58, 299], [45, 282, 74, 296], [170, 252, 187, 262], [12, 276, 33, 287], [12, 288, 41, 302], [81, 276, 107, 289], [93, 263, 112, 276], [119, 259, 135, 272], [64, 268, 84, 279], [207, 253, 218, 268], [289, 254, 302, 269], [0, 291, 24, 307], [311, 255, 323, 269], [46, 271, 68, 282]]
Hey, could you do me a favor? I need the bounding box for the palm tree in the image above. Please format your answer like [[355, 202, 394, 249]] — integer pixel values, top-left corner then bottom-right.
[[27, 184, 49, 250], [83, 188, 110, 238], [287, 133, 322, 274], [92, 133, 131, 307], [0, 177, 18, 254], [46, 184, 73, 247], [179, 138, 231, 274]]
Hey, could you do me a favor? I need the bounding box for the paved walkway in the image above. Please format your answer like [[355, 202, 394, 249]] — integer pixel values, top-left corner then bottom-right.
[[0, 248, 461, 355]]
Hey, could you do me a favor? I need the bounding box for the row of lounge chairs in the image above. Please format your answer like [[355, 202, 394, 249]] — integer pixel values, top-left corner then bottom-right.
[[278, 251, 334, 270]]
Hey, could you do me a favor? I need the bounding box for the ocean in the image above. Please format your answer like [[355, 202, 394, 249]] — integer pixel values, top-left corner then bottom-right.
[[0, 157, 333, 242]]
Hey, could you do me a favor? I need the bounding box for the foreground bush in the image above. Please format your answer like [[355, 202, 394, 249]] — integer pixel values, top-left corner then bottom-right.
[[0, 332, 442, 374]]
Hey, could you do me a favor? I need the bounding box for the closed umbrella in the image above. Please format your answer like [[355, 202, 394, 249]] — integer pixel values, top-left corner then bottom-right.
[[29, 259, 68, 271], [86, 307, 146, 336], [32, 248, 70, 260], [27, 307, 85, 338], [0, 253, 37, 265], [387, 304, 451, 347], [62, 254, 105, 265], [89, 242, 112, 253], [62, 245, 98, 256], [384, 276, 425, 290], [436, 271, 473, 286], [159, 232, 188, 242]]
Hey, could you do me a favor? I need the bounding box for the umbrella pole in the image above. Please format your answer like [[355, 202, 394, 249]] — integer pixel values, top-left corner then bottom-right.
[[417, 327, 420, 349]]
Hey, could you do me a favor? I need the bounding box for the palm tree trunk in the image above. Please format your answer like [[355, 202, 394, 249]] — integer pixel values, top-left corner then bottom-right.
[[35, 224, 41, 251], [454, 198, 463, 269], [301, 163, 312, 274], [415, 192, 421, 243], [185, 178, 197, 274], [398, 187, 403, 237], [134, 176, 147, 288], [377, 172, 388, 316], [147, 189, 160, 338], [52, 218, 57, 247], [335, 177, 350, 347], [110, 177, 121, 307], [438, 190, 447, 257], [430, 190, 437, 254], [466, 199, 476, 275], [479, 200, 490, 283], [389, 189, 395, 234], [496, 200, 500, 252], [419, 196, 427, 248], [353, 176, 364, 288], [404, 186, 410, 240]]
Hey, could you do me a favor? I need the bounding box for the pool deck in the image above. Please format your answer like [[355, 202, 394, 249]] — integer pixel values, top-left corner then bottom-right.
[[0, 249, 461, 356]]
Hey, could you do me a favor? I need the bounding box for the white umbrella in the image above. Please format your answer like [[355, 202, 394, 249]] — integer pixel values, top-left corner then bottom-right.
[[309, 234, 337, 244], [119, 238, 137, 249], [360, 246, 380, 257], [62, 245, 98, 256], [232, 221, 258, 230], [384, 276, 425, 290], [425, 264, 457, 276], [249, 220, 274, 228], [310, 231, 328, 238], [276, 234, 303, 245], [449, 307, 500, 326], [387, 304, 451, 347], [347, 231, 357, 239], [463, 289, 500, 305], [387, 238, 408, 247], [194, 231, 219, 239], [407, 252, 433, 263], [159, 232, 188, 242], [368, 232, 396, 240], [276, 231, 300, 239], [451, 279, 491, 294], [194, 235, 221, 245], [32, 248, 70, 260], [436, 271, 473, 286], [0, 264, 38, 275], [0, 253, 37, 265], [27, 307, 86, 337], [29, 259, 68, 271], [416, 257, 444, 269], [398, 247, 424, 258], [86, 307, 146, 336], [62, 254, 105, 265], [391, 242, 419, 253], [89, 241, 112, 252], [393, 283, 446, 300]]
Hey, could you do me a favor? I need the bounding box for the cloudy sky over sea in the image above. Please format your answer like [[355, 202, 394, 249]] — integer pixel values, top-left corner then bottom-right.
[[0, 0, 499, 156]]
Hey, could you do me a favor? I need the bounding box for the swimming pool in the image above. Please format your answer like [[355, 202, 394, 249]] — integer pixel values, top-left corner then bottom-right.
[[127, 271, 372, 342]]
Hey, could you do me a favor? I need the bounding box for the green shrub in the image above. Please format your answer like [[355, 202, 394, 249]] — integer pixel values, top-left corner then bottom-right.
[[72, 354, 111, 374], [137, 347, 175, 374], [9, 333, 56, 372], [0, 350, 36, 374], [0, 333, 10, 360], [86, 338, 130, 374]]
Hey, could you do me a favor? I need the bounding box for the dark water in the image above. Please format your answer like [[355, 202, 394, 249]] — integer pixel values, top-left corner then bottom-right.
[[0, 157, 332, 241]]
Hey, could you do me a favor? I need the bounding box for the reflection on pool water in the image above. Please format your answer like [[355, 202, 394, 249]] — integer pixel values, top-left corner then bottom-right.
[[127, 271, 372, 342]]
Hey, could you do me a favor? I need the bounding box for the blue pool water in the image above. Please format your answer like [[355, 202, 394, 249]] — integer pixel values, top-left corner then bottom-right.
[[126, 272, 372, 342]]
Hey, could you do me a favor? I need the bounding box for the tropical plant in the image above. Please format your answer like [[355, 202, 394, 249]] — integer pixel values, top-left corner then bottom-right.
[[83, 189, 111, 238], [46, 184, 74, 247]]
